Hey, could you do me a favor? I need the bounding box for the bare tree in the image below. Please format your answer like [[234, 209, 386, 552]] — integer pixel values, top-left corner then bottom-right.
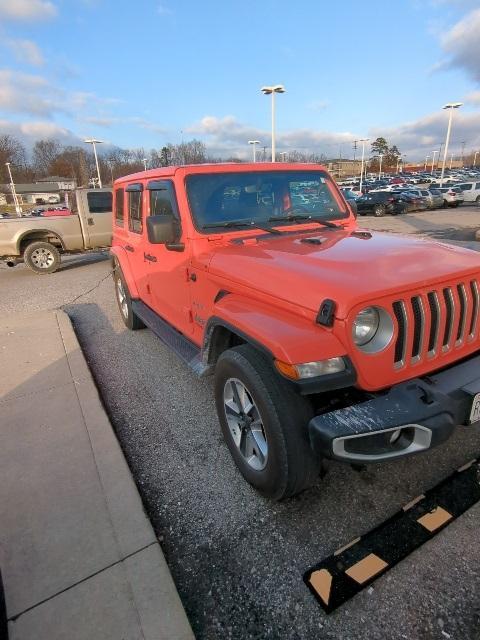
[[32, 139, 62, 176], [0, 135, 27, 182]]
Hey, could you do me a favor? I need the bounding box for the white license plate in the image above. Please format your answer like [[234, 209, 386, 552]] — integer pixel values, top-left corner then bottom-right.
[[469, 393, 480, 424]]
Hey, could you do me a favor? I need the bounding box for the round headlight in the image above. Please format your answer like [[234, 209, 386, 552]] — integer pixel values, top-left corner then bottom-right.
[[352, 306, 394, 353], [353, 307, 379, 346]]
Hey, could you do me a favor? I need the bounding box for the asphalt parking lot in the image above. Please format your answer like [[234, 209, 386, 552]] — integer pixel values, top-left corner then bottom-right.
[[1, 205, 480, 640]]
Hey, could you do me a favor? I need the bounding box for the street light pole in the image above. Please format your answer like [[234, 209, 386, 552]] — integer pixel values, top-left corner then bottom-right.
[[279, 152, 287, 162], [261, 85, 285, 162], [84, 138, 104, 188], [431, 150, 438, 173], [378, 154, 383, 180], [359, 138, 368, 194], [474, 151, 479, 168], [424, 155, 430, 171], [5, 162, 21, 214], [440, 102, 462, 185], [142, 158, 147, 171], [248, 140, 260, 163], [449, 154, 453, 169]]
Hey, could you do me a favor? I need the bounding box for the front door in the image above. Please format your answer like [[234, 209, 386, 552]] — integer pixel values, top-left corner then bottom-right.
[[144, 180, 193, 336]]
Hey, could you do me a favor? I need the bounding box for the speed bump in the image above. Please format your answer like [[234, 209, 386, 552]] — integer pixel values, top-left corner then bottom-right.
[[304, 457, 480, 613]]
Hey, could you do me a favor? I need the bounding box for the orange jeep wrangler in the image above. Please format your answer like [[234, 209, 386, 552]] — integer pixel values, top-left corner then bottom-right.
[[111, 163, 480, 500]]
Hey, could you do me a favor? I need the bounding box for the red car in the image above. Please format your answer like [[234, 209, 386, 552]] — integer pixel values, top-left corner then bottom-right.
[[40, 208, 73, 217], [111, 162, 480, 499]]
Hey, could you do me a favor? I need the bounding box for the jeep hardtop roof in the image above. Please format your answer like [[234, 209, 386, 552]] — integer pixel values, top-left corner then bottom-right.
[[114, 162, 330, 186]]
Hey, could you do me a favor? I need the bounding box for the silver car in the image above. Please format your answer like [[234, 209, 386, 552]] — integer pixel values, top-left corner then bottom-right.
[[418, 189, 444, 209]]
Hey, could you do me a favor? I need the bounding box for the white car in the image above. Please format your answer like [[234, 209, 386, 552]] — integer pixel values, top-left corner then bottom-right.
[[434, 187, 464, 207], [455, 181, 480, 204]]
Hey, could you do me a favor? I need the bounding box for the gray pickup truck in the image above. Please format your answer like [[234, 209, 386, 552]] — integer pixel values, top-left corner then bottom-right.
[[0, 188, 112, 274]]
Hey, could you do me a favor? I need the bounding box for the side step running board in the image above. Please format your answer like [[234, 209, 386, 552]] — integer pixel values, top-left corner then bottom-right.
[[131, 300, 208, 376]]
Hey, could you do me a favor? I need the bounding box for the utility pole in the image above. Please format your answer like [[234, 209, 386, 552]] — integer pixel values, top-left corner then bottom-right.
[[461, 141, 466, 166], [5, 162, 21, 215]]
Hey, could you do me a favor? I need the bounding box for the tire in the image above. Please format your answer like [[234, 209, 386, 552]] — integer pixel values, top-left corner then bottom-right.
[[443, 200, 448, 208], [476, 196, 480, 204], [214, 344, 320, 500], [23, 241, 60, 274], [113, 268, 145, 330], [373, 204, 386, 217]]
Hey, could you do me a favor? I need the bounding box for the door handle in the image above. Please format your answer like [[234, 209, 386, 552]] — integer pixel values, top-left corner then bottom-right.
[[144, 253, 157, 262], [125, 244, 134, 252]]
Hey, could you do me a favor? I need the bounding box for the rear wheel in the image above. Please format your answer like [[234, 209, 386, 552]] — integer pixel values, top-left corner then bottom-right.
[[214, 344, 320, 500], [113, 269, 144, 330], [476, 196, 480, 204], [373, 204, 386, 217], [23, 241, 60, 274]]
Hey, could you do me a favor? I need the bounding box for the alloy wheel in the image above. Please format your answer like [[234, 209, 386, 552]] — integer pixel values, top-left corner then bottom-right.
[[30, 247, 55, 269], [223, 378, 268, 471]]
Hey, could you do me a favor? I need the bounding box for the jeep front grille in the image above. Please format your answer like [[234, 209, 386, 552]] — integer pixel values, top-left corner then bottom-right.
[[393, 279, 480, 369]]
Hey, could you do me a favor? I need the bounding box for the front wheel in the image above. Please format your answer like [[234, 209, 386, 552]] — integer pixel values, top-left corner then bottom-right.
[[214, 344, 320, 500], [113, 269, 144, 330], [23, 241, 60, 274]]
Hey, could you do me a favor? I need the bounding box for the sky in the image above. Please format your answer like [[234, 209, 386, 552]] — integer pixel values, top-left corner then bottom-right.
[[0, 0, 479, 161]]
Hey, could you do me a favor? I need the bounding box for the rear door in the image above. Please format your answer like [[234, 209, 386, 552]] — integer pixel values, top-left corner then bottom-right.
[[76, 189, 112, 248], [123, 182, 150, 301], [144, 180, 193, 335]]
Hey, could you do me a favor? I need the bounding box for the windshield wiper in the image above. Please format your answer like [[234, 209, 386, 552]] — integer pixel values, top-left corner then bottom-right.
[[202, 220, 281, 234], [268, 214, 341, 229]]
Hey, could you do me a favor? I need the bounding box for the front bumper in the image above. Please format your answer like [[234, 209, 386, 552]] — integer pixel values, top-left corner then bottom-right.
[[308, 352, 480, 463]]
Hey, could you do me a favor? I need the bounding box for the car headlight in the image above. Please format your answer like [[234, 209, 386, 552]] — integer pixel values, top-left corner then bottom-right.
[[352, 306, 394, 353], [352, 307, 380, 346]]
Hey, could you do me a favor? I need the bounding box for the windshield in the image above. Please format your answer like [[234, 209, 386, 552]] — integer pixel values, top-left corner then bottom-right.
[[185, 170, 348, 231]]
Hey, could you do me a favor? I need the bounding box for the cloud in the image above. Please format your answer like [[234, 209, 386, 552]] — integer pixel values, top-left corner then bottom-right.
[[157, 2, 172, 15], [79, 114, 166, 134], [0, 69, 63, 116], [0, 0, 57, 21], [187, 115, 358, 159], [307, 100, 330, 111], [0, 119, 80, 147], [441, 8, 480, 82], [368, 110, 480, 159], [463, 91, 480, 105], [186, 110, 480, 161], [70, 92, 122, 109], [6, 39, 44, 66]]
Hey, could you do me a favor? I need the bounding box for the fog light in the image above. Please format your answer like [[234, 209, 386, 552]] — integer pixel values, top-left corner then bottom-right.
[[275, 357, 346, 380]]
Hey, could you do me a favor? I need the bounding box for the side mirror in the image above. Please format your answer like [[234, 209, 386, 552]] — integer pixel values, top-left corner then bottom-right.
[[147, 214, 178, 244]]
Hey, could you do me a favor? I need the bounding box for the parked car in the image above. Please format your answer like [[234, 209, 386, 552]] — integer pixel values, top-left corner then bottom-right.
[[111, 162, 480, 500], [395, 190, 429, 211], [412, 189, 444, 210], [434, 187, 464, 208], [348, 191, 407, 216], [0, 189, 112, 273], [39, 208, 73, 217], [455, 182, 480, 204]]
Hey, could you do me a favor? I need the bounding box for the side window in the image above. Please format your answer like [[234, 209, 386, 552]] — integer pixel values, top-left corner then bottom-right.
[[87, 191, 112, 213], [128, 189, 143, 234], [476, 183, 480, 190], [150, 188, 174, 217], [114, 188, 124, 226]]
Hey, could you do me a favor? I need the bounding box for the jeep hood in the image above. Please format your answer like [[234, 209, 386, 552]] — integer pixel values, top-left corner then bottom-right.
[[207, 230, 480, 319]]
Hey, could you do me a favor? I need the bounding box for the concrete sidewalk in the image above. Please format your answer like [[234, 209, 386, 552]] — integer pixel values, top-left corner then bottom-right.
[[0, 310, 194, 640]]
